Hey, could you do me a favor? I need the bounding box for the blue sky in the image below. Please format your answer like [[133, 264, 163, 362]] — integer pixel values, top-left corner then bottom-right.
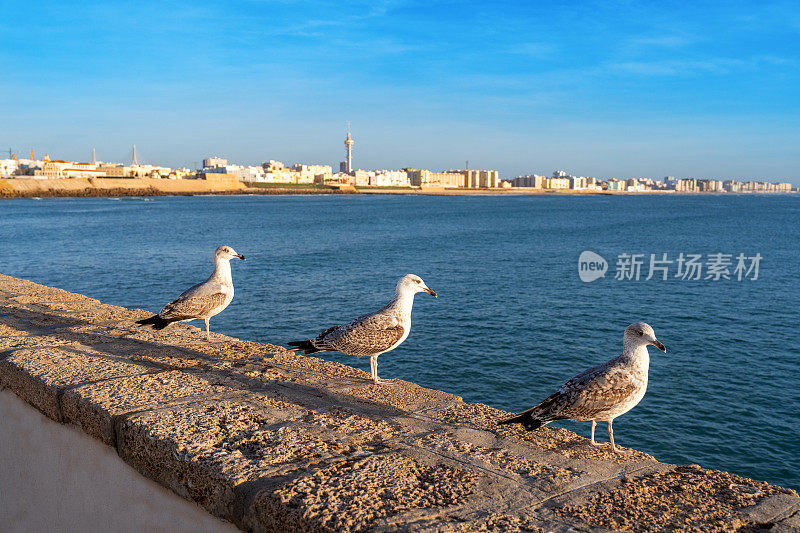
[[2, 1, 799, 182]]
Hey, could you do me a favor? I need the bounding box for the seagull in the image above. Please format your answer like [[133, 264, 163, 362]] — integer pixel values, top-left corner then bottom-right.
[[498, 322, 666, 455], [287, 274, 437, 385], [136, 245, 245, 342]]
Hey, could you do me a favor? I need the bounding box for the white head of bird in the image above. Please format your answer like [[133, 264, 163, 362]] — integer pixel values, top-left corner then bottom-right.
[[215, 245, 245, 262], [396, 274, 437, 298], [623, 322, 666, 354]]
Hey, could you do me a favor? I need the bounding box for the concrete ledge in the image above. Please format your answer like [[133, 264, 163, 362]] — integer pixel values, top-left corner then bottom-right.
[[1, 274, 798, 532]]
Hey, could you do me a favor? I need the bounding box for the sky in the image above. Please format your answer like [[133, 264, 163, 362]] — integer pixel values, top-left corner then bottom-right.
[[2, 1, 799, 182]]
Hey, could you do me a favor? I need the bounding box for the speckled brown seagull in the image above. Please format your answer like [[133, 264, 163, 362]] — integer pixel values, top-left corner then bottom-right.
[[287, 274, 437, 385], [498, 322, 666, 454], [136, 245, 245, 342]]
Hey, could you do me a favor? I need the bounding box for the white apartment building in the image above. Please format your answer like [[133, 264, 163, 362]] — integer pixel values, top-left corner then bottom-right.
[[569, 176, 587, 190], [369, 170, 409, 187], [293, 164, 333, 184], [0, 159, 19, 178], [203, 157, 228, 168]]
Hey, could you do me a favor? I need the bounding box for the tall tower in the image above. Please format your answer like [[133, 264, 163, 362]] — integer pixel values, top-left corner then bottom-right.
[[132, 144, 138, 166], [344, 123, 354, 174], [92, 148, 96, 165]]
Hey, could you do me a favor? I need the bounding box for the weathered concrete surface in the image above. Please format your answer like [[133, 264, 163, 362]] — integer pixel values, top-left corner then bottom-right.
[[1, 274, 798, 532]]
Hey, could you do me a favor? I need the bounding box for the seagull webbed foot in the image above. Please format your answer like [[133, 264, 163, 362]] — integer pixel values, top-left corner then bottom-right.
[[610, 445, 634, 456]]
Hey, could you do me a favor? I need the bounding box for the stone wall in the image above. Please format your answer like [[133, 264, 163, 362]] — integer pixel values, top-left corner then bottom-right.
[[0, 176, 245, 197], [0, 274, 798, 532]]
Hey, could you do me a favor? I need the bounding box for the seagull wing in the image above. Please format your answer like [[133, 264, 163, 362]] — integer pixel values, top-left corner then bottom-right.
[[159, 281, 228, 321], [529, 361, 641, 422], [314, 312, 405, 357]]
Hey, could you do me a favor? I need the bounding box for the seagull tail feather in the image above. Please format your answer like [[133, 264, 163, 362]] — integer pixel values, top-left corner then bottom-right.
[[497, 411, 545, 431], [287, 340, 321, 355], [135, 314, 173, 330]]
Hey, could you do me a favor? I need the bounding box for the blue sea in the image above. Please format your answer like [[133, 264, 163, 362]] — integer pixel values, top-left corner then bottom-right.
[[1, 194, 797, 490]]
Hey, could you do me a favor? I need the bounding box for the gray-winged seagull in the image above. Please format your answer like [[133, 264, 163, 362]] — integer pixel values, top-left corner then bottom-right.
[[498, 322, 666, 454], [287, 274, 437, 385], [136, 245, 245, 342]]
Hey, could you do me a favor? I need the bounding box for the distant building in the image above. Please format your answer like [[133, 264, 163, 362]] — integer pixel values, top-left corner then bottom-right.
[[369, 170, 409, 187], [293, 164, 333, 183], [586, 177, 603, 190], [199, 159, 264, 181], [352, 169, 373, 186], [63, 162, 105, 178], [569, 176, 587, 190], [407, 169, 465, 188], [461, 169, 480, 188], [625, 178, 641, 192], [509, 175, 545, 188], [203, 157, 227, 168], [0, 159, 19, 178], [343, 128, 354, 174], [478, 170, 499, 188], [98, 164, 125, 177], [723, 180, 741, 193], [664, 176, 679, 189], [449, 169, 500, 188], [259, 160, 299, 183], [546, 177, 570, 189], [34, 160, 72, 178], [606, 179, 625, 191]]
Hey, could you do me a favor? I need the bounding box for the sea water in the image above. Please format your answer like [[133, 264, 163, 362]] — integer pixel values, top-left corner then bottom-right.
[[1, 193, 797, 489]]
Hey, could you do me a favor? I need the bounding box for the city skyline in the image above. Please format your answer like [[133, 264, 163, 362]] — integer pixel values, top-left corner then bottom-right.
[[2, 1, 800, 184], [5, 137, 795, 187], [4, 144, 792, 195]]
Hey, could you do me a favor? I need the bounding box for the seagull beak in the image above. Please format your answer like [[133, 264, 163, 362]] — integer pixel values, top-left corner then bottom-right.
[[424, 287, 438, 298], [237, 254, 246, 261], [651, 339, 666, 352]]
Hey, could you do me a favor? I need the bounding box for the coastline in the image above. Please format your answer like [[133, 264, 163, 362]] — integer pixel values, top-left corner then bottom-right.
[[1, 177, 795, 199], [0, 176, 245, 199]]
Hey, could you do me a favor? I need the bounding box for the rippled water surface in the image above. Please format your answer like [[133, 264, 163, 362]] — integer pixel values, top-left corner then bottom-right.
[[1, 194, 798, 490]]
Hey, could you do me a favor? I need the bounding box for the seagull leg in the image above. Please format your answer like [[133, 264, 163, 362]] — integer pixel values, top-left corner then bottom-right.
[[369, 356, 378, 384], [205, 319, 223, 343], [369, 355, 394, 385], [608, 420, 632, 455], [589, 420, 610, 448]]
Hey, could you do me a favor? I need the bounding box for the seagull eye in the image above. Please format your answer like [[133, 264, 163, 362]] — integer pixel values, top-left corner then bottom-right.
[[638, 330, 644, 336]]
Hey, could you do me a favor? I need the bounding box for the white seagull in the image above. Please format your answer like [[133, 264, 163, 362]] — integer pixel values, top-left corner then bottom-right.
[[136, 245, 245, 342], [498, 322, 666, 454], [287, 274, 437, 385]]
